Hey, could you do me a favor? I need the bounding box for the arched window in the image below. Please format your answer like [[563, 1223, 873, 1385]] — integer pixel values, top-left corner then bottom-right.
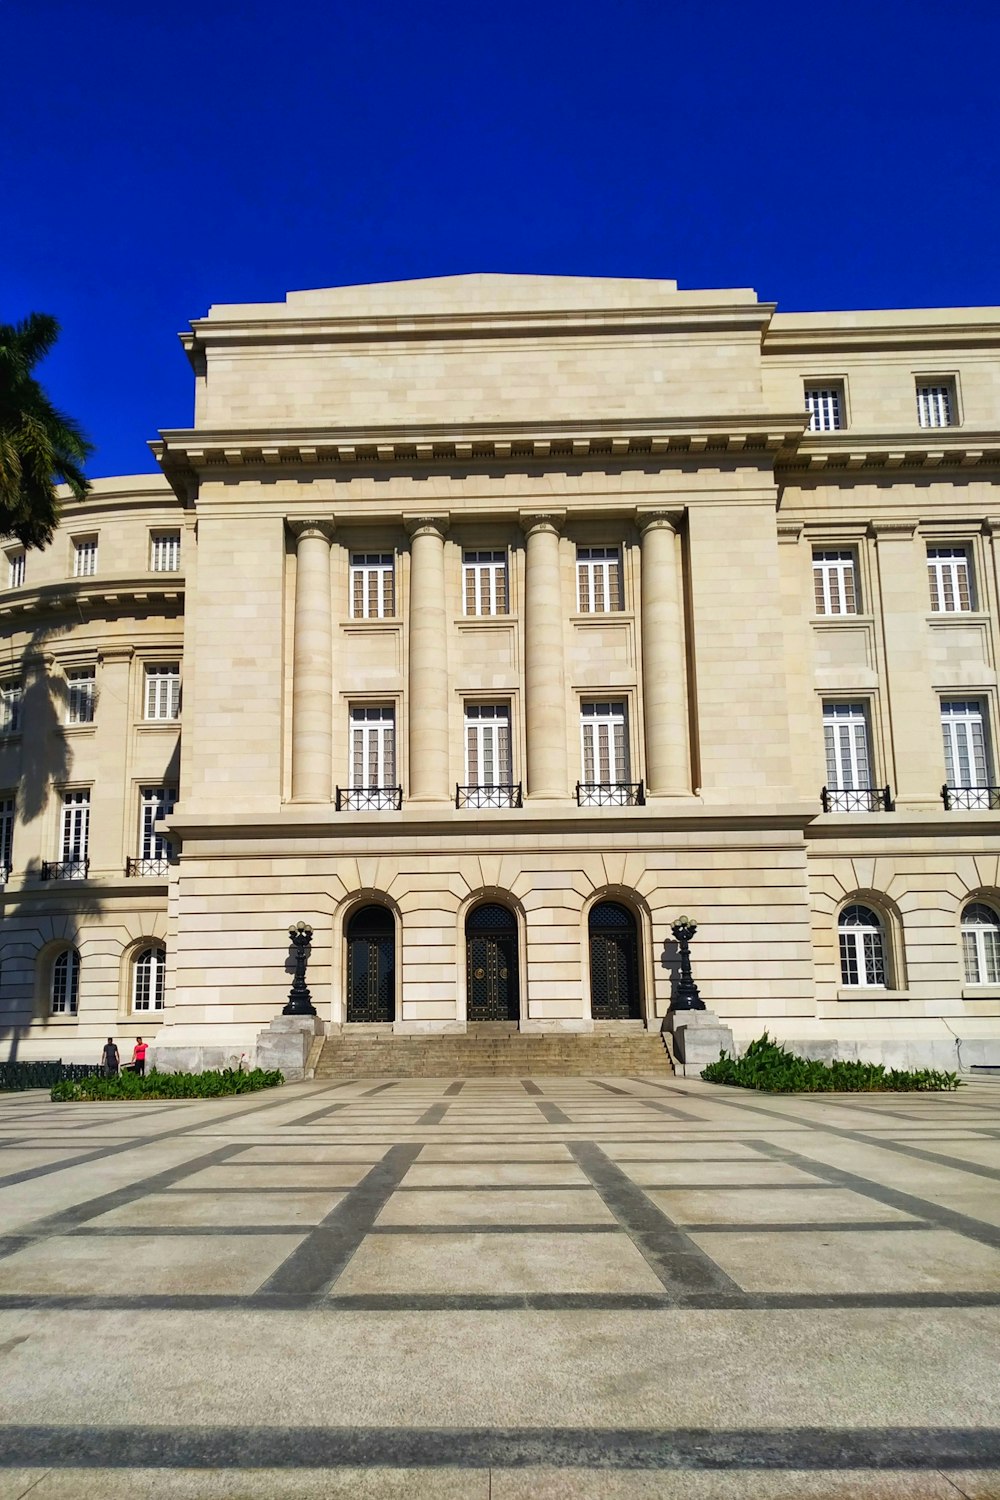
[[132, 946, 166, 1013], [962, 902, 1000, 986], [51, 948, 80, 1015], [838, 904, 887, 988]]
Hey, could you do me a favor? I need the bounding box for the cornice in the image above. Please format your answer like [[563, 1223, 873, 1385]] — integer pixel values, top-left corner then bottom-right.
[[764, 320, 1000, 356], [0, 576, 184, 622], [777, 429, 1000, 476]]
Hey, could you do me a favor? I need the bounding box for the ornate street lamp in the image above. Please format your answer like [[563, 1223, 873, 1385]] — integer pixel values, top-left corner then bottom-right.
[[283, 920, 317, 1016], [670, 915, 705, 1011]]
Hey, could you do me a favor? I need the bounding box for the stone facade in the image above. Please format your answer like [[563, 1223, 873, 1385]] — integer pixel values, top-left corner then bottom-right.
[[2, 272, 999, 1072]]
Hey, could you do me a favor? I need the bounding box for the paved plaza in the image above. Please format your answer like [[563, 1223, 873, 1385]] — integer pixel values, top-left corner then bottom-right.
[[0, 1074, 999, 1497]]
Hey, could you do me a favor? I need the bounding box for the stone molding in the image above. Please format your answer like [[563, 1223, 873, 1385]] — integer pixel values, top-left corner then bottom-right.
[[404, 515, 450, 540], [287, 518, 335, 542], [636, 509, 681, 535], [520, 510, 566, 538]]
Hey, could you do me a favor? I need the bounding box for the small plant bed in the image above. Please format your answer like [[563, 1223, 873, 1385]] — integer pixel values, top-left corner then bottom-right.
[[702, 1034, 960, 1093], [50, 1067, 284, 1102]]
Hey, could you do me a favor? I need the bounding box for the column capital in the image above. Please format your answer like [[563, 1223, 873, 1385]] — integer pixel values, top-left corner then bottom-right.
[[97, 645, 135, 665], [288, 518, 335, 543], [869, 520, 918, 540], [520, 510, 565, 539], [636, 508, 681, 536], [404, 514, 449, 540], [23, 650, 54, 675]]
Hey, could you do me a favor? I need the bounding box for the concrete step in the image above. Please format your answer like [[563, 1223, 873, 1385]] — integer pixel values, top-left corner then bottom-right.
[[314, 1030, 675, 1078]]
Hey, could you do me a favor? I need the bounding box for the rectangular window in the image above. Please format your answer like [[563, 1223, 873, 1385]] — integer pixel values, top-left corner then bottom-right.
[[7, 549, 25, 589], [813, 549, 859, 615], [928, 546, 974, 612], [917, 382, 955, 429], [72, 537, 98, 577], [823, 702, 872, 790], [804, 384, 844, 432], [150, 531, 181, 572], [0, 680, 21, 734], [941, 700, 991, 790], [0, 794, 14, 878], [66, 668, 96, 725], [60, 790, 90, 867], [463, 550, 508, 616], [140, 786, 177, 862], [144, 665, 180, 720], [580, 701, 630, 785], [350, 706, 396, 787], [465, 704, 512, 788], [350, 553, 394, 619], [577, 546, 623, 613]]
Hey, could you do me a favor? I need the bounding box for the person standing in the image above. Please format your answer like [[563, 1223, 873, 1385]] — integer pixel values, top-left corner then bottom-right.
[[131, 1037, 148, 1077], [101, 1037, 120, 1077]]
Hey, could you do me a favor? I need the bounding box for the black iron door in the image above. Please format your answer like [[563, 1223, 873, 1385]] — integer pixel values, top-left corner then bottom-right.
[[346, 905, 395, 1023], [589, 901, 641, 1020], [466, 903, 519, 1022]]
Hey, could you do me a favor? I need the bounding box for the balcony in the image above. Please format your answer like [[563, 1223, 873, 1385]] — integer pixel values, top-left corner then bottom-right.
[[41, 858, 89, 881], [335, 786, 403, 812], [576, 781, 645, 807], [942, 784, 1000, 811], [126, 857, 173, 877], [456, 783, 523, 809], [820, 786, 894, 813]]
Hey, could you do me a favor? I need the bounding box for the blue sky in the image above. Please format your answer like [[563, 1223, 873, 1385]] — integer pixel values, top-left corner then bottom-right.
[[4, 0, 999, 478]]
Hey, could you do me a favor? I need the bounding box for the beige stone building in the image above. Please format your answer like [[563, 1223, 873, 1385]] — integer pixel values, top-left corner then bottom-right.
[[3, 272, 1000, 1073]]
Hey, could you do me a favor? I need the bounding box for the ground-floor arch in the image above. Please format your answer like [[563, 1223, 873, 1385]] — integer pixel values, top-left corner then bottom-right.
[[588, 900, 642, 1020], [346, 904, 395, 1023], [465, 901, 520, 1023]]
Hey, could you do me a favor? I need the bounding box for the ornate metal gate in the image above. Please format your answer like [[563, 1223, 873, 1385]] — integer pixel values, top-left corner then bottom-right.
[[466, 902, 519, 1022], [346, 905, 395, 1023], [589, 901, 641, 1020]]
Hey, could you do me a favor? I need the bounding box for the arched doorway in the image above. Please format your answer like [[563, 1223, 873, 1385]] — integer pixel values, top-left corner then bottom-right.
[[346, 905, 395, 1023], [589, 901, 642, 1020], [466, 903, 519, 1023]]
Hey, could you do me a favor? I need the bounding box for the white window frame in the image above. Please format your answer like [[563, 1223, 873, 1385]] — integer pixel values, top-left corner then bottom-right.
[[350, 553, 395, 619], [139, 786, 177, 863], [463, 550, 508, 617], [917, 381, 956, 429], [350, 705, 396, 788], [928, 546, 974, 613], [941, 700, 991, 793], [72, 537, 98, 578], [823, 702, 873, 790], [838, 904, 888, 988], [962, 903, 1000, 986], [464, 704, 513, 789], [812, 549, 859, 616], [150, 531, 181, 572], [580, 701, 631, 800], [577, 546, 624, 613], [60, 790, 90, 873], [0, 794, 14, 878], [804, 384, 845, 433], [7, 549, 25, 589], [50, 948, 81, 1016], [144, 665, 180, 721], [0, 680, 21, 735], [132, 945, 166, 1013], [66, 668, 96, 725]]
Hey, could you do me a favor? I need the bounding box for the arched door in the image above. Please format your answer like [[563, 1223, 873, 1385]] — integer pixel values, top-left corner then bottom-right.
[[346, 905, 395, 1023], [466, 903, 519, 1022], [589, 901, 642, 1020]]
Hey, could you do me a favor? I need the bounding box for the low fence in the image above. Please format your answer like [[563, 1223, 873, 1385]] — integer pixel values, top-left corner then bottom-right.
[[0, 1060, 103, 1091]]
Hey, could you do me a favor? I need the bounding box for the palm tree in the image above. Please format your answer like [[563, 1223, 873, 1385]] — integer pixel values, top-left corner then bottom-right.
[[0, 313, 93, 549]]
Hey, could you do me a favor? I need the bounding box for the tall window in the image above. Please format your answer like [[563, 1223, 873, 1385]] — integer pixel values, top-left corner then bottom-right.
[[7, 549, 25, 588], [50, 948, 81, 1015], [140, 786, 177, 862], [917, 382, 955, 429], [941, 700, 991, 792], [132, 946, 166, 1012], [813, 549, 859, 615], [580, 702, 630, 787], [150, 531, 181, 572], [804, 385, 844, 432], [823, 702, 872, 790], [73, 537, 98, 577], [60, 790, 90, 874], [350, 706, 396, 787], [465, 704, 512, 788], [463, 550, 508, 616], [0, 679, 21, 734], [839, 905, 887, 987], [928, 546, 973, 613], [66, 668, 96, 725], [962, 903, 1000, 986], [0, 794, 14, 878], [577, 546, 623, 613], [350, 553, 394, 618], [144, 665, 180, 720]]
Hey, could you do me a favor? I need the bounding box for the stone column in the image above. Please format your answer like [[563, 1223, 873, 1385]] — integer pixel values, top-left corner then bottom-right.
[[406, 516, 450, 800], [289, 520, 334, 803], [521, 512, 568, 798], [639, 511, 688, 794]]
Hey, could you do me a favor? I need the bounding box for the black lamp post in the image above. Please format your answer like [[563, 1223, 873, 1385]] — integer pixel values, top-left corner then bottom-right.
[[283, 920, 317, 1016], [670, 916, 705, 1011]]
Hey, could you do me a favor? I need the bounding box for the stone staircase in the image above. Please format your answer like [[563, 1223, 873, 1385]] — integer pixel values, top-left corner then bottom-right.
[[314, 1025, 675, 1078]]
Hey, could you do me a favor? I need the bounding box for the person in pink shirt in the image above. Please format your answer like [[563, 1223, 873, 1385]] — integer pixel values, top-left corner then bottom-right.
[[131, 1037, 148, 1077]]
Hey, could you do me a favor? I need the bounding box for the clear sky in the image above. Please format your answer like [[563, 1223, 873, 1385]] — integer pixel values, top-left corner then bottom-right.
[[4, 0, 999, 478]]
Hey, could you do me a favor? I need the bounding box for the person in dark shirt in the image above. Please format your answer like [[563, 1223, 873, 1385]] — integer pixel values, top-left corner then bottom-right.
[[101, 1038, 120, 1077]]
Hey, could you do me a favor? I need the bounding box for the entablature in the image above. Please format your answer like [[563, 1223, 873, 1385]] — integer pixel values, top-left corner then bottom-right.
[[0, 576, 184, 623]]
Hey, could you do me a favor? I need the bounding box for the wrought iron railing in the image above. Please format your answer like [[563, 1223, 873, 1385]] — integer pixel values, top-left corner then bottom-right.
[[126, 857, 173, 877], [41, 858, 90, 881], [576, 781, 646, 807], [335, 786, 403, 812], [820, 786, 894, 813], [942, 784, 1000, 811], [456, 783, 523, 809], [0, 862, 10, 884]]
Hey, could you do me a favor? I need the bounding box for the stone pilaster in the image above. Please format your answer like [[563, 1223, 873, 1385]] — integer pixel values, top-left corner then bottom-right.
[[638, 510, 688, 794], [405, 515, 450, 801], [521, 512, 568, 798], [289, 520, 334, 803]]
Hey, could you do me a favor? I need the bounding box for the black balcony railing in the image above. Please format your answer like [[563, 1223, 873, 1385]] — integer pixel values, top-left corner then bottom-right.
[[126, 857, 173, 877], [820, 785, 894, 813], [576, 781, 645, 807], [335, 786, 403, 812], [0, 863, 10, 884], [456, 783, 523, 809], [41, 858, 89, 881], [942, 784, 1000, 811]]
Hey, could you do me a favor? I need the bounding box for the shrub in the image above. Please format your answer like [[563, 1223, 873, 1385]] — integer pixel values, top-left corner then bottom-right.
[[50, 1067, 284, 1102], [1, 1060, 102, 1092], [702, 1033, 959, 1093]]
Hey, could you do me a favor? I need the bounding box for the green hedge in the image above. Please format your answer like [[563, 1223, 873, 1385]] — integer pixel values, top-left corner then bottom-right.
[[1, 1060, 102, 1092], [50, 1067, 284, 1102], [701, 1033, 960, 1093]]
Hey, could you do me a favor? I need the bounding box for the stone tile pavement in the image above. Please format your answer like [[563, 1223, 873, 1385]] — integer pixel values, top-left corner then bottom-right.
[[0, 1074, 999, 1497]]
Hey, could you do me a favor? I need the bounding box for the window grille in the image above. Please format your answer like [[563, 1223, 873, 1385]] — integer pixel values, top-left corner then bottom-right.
[[580, 701, 630, 796], [140, 786, 177, 863], [0, 794, 14, 879], [132, 946, 166, 1012], [350, 706, 395, 787], [73, 538, 98, 577], [577, 546, 623, 613], [7, 550, 25, 588], [350, 553, 394, 618], [150, 532, 181, 572], [838, 904, 887, 987], [60, 790, 90, 872], [823, 703, 872, 791], [0, 680, 21, 734], [51, 948, 80, 1015], [917, 383, 954, 429], [813, 550, 859, 615], [66, 668, 96, 725], [463, 551, 508, 616], [465, 704, 512, 789], [962, 903, 1000, 985], [928, 547, 973, 612], [804, 386, 844, 432], [144, 665, 180, 720], [941, 700, 991, 792]]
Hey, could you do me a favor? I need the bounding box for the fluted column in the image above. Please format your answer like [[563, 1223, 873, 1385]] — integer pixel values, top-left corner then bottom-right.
[[289, 520, 334, 802], [521, 512, 568, 798], [406, 515, 450, 800], [639, 511, 688, 794]]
